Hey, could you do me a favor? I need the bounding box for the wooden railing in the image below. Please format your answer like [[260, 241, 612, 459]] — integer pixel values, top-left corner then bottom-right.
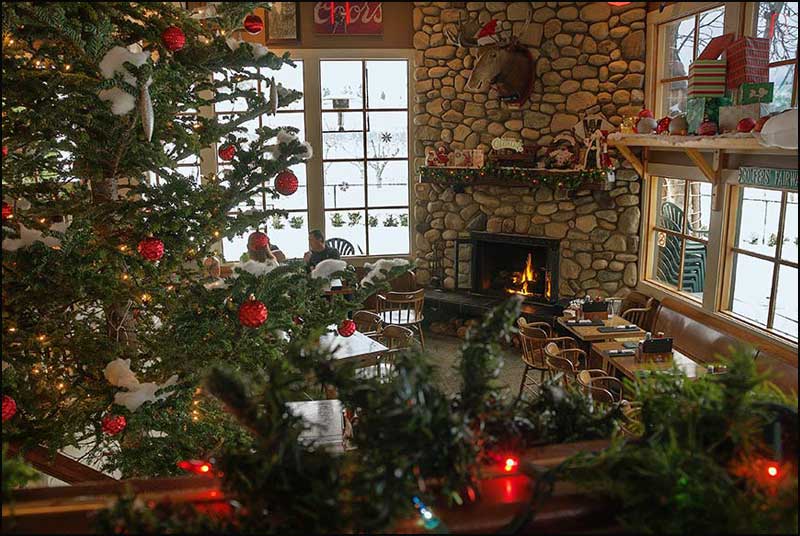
[[3, 440, 617, 534], [6, 443, 114, 485]]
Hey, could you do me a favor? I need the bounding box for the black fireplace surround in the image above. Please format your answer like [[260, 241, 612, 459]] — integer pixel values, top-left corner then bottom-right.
[[467, 232, 560, 305]]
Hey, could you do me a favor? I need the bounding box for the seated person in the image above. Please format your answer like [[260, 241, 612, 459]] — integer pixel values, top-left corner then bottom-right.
[[304, 229, 340, 267]]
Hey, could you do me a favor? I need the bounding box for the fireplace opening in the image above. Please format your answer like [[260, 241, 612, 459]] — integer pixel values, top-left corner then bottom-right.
[[470, 232, 559, 304]]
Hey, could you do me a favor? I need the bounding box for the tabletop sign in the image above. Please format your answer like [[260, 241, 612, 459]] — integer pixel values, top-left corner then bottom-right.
[[739, 167, 798, 191], [314, 2, 383, 35]]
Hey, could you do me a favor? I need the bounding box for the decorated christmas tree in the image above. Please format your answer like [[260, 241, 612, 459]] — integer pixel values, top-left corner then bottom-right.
[[0, 1, 365, 477]]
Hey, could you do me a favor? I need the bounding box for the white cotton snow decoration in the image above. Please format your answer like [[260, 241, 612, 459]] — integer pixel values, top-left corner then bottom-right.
[[97, 45, 151, 116], [311, 259, 348, 280], [204, 278, 229, 290], [759, 109, 798, 150], [268, 129, 313, 161], [236, 259, 279, 277], [225, 36, 270, 59], [104, 358, 179, 412], [360, 258, 410, 286], [2, 219, 70, 252]]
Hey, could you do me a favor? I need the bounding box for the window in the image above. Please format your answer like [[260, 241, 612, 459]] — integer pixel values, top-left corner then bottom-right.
[[726, 187, 798, 340], [658, 5, 726, 116], [216, 62, 309, 261], [320, 60, 410, 256], [649, 177, 712, 301], [756, 2, 798, 112]]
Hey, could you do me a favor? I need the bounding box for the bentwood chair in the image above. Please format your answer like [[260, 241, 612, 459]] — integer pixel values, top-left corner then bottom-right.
[[577, 369, 625, 405], [353, 310, 382, 337], [376, 289, 425, 349], [543, 342, 586, 388], [374, 324, 414, 378], [516, 318, 579, 399], [621, 297, 655, 330]]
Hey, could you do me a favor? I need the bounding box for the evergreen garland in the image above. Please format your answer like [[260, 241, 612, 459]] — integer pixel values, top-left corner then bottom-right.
[[419, 162, 610, 190]]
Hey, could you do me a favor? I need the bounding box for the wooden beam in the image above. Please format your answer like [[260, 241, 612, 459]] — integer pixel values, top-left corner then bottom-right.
[[683, 148, 716, 182], [7, 443, 114, 485], [613, 142, 644, 177]]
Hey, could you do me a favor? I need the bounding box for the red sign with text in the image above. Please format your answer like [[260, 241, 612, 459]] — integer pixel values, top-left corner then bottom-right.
[[314, 2, 383, 35]]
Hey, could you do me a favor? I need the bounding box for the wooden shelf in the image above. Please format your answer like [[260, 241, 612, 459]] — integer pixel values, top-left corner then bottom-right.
[[418, 166, 612, 190]]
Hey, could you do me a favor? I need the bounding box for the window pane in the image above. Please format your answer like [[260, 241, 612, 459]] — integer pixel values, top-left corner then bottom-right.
[[655, 177, 686, 232], [176, 165, 201, 183], [758, 2, 799, 63], [768, 63, 796, 113], [266, 165, 307, 212], [686, 181, 712, 239], [368, 208, 410, 255], [324, 162, 365, 209], [265, 212, 309, 260], [661, 80, 689, 115], [736, 187, 782, 257], [263, 111, 306, 140], [681, 240, 707, 299], [367, 112, 408, 159], [321, 60, 363, 110], [652, 231, 682, 289], [367, 160, 409, 207], [366, 60, 408, 109], [697, 7, 726, 53], [774, 264, 799, 339], [783, 192, 798, 263], [729, 253, 774, 328], [268, 60, 304, 111], [663, 16, 695, 79], [322, 112, 364, 159], [326, 210, 366, 256]]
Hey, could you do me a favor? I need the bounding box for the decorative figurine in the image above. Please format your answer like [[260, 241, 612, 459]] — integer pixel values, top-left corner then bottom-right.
[[668, 114, 689, 136], [620, 116, 637, 134]]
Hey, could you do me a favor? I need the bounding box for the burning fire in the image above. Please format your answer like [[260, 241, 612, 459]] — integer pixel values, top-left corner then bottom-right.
[[507, 254, 552, 301]]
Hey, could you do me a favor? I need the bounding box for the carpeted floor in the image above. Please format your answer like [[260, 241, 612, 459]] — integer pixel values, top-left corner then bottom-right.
[[422, 330, 528, 398]]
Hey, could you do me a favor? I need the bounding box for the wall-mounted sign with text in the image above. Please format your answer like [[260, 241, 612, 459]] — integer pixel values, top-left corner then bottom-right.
[[739, 166, 798, 191], [314, 2, 383, 35]]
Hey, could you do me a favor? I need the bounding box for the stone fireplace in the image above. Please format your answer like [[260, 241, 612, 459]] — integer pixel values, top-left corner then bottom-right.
[[411, 2, 646, 299], [469, 232, 559, 304]]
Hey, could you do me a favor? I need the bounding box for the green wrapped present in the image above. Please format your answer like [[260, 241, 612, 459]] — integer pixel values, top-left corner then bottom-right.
[[686, 96, 732, 134]]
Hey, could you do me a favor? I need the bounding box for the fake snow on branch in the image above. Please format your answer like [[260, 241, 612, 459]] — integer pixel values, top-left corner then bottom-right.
[[97, 44, 154, 141], [360, 258, 411, 287], [2, 219, 70, 252], [104, 358, 178, 412]]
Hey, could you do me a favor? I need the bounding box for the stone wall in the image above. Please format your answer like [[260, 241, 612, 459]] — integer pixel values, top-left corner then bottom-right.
[[412, 2, 647, 298]]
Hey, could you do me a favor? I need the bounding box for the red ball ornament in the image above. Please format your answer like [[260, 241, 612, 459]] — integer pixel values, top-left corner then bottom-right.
[[698, 119, 718, 136], [218, 144, 237, 161], [239, 295, 268, 328], [275, 169, 299, 196], [249, 230, 270, 251], [243, 14, 264, 35], [638, 109, 654, 119], [754, 115, 772, 133], [2, 395, 17, 422], [2, 202, 12, 221], [337, 319, 357, 337], [2, 145, 8, 157], [161, 26, 186, 52], [737, 117, 756, 133], [101, 414, 126, 435], [137, 237, 165, 261]]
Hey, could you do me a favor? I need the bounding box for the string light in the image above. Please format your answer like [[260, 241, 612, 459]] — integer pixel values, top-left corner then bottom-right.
[[121, 273, 130, 281], [503, 456, 519, 472], [119, 244, 129, 252], [140, 292, 151, 303], [8, 327, 16, 333], [766, 463, 780, 478]]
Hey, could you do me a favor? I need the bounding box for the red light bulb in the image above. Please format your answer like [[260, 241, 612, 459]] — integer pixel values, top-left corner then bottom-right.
[[503, 456, 519, 472], [766, 464, 779, 478]]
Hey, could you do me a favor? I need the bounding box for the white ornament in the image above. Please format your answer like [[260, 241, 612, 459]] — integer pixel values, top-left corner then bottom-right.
[[361, 258, 410, 286], [2, 219, 70, 251]]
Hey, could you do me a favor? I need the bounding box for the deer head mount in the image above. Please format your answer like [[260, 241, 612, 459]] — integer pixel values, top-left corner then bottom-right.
[[445, 8, 534, 105]]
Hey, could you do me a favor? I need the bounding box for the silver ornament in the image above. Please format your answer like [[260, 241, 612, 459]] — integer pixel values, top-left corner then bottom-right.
[[267, 77, 278, 116], [139, 82, 154, 142]]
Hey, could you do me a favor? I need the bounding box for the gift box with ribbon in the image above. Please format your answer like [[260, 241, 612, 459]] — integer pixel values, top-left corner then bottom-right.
[[726, 36, 770, 90]]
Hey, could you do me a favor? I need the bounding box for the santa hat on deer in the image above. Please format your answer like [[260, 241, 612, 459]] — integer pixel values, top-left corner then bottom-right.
[[476, 19, 499, 46]]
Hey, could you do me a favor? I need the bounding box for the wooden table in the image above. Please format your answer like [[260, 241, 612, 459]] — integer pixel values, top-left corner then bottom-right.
[[319, 326, 388, 367], [556, 315, 647, 343], [286, 399, 344, 452], [592, 341, 708, 381]]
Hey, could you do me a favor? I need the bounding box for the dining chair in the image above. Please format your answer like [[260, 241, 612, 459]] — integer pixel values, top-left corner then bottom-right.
[[543, 342, 586, 387], [352, 310, 382, 337], [516, 317, 579, 399], [577, 369, 625, 405], [619, 400, 643, 438], [621, 296, 655, 329], [355, 324, 414, 380], [376, 289, 426, 349]]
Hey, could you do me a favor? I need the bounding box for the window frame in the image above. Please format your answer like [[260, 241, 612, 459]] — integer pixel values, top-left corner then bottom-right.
[[751, 1, 799, 111], [200, 48, 415, 264], [721, 185, 798, 340]]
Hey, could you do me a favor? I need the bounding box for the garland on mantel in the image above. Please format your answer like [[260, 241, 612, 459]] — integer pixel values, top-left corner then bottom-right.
[[419, 162, 610, 190]]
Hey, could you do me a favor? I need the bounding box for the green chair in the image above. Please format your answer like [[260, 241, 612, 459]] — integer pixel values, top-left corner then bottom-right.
[[658, 202, 707, 294]]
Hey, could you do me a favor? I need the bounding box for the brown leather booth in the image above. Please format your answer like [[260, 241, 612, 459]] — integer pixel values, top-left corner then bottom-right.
[[652, 297, 798, 395]]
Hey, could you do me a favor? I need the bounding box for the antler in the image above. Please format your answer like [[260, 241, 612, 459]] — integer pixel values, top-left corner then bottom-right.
[[444, 13, 481, 48]]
